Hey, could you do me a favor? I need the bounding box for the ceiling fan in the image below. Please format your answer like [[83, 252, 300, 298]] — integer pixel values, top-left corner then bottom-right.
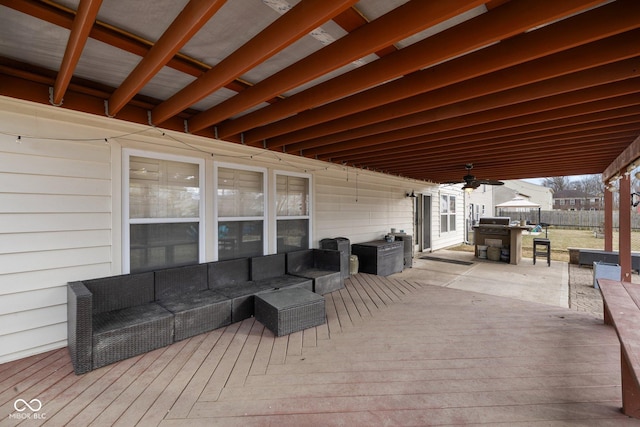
[[446, 164, 504, 192]]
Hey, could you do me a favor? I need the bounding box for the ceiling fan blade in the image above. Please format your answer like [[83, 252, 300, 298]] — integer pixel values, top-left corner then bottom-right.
[[475, 179, 504, 186]]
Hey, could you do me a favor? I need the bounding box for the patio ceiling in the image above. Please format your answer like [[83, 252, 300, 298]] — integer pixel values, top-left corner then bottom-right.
[[1, 0, 639, 184]]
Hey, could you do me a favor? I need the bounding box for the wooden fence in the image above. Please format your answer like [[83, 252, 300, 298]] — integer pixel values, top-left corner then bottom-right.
[[496, 209, 640, 230]]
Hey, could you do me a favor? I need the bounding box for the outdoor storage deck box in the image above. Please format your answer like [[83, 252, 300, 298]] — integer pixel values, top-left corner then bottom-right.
[[351, 240, 404, 276]]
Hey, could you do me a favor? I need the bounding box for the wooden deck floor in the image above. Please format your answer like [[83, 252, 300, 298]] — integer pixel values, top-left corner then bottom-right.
[[1, 273, 638, 426]]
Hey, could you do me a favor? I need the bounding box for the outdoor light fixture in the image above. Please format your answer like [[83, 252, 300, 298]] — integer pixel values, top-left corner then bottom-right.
[[406, 190, 416, 198], [462, 184, 475, 193]]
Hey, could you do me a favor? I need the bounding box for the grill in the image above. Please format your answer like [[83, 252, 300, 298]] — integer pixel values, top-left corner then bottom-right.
[[477, 217, 511, 236]]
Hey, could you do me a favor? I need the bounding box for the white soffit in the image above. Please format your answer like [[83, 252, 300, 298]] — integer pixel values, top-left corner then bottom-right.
[[395, 5, 488, 49], [188, 87, 241, 112], [0, 7, 69, 72], [240, 19, 351, 84], [73, 38, 139, 90], [140, 67, 197, 101], [181, 0, 281, 66], [356, 0, 410, 22]]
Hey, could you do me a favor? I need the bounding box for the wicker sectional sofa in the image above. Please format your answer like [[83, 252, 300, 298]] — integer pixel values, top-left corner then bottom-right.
[[67, 251, 339, 374], [286, 249, 343, 295]]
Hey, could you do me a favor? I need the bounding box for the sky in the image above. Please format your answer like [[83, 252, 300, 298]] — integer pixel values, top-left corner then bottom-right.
[[523, 174, 597, 185]]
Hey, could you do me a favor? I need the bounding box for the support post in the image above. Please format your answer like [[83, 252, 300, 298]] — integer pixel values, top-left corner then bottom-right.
[[619, 174, 632, 281], [604, 188, 613, 252]]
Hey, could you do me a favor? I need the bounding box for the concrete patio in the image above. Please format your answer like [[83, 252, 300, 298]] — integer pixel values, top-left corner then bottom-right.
[[1, 253, 638, 426]]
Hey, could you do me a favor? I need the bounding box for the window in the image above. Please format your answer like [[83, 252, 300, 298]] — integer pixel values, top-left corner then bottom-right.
[[216, 164, 266, 260], [124, 151, 203, 273], [440, 194, 456, 233], [275, 173, 310, 253]]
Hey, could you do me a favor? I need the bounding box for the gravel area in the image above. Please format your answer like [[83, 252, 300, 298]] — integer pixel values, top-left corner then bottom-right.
[[569, 264, 640, 319], [568, 264, 604, 319]]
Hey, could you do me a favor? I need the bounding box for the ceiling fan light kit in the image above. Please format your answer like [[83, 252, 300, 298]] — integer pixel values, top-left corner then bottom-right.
[[448, 164, 504, 193]]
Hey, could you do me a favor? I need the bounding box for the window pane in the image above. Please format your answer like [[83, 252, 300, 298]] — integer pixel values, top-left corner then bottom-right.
[[129, 156, 199, 218], [277, 219, 309, 253], [449, 214, 456, 231], [130, 223, 199, 273], [441, 215, 448, 233], [441, 195, 449, 213], [449, 195, 456, 213], [276, 175, 309, 216], [218, 167, 263, 217], [218, 220, 263, 260]]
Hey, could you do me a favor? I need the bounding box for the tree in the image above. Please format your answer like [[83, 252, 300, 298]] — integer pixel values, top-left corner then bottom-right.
[[542, 176, 571, 193], [575, 174, 605, 196]]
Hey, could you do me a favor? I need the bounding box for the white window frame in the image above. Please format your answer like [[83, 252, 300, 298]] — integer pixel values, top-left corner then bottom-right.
[[122, 149, 205, 273], [214, 162, 268, 260], [440, 193, 457, 233], [273, 170, 312, 252]]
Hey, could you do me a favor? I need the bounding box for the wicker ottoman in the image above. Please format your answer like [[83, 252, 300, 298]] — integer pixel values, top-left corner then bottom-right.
[[254, 288, 325, 336]]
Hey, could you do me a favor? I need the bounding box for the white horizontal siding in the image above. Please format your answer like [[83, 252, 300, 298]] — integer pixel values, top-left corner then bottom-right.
[[1, 323, 67, 362], [0, 230, 111, 255], [314, 171, 418, 245], [0, 247, 111, 276], [0, 213, 111, 233], [0, 264, 113, 295], [0, 99, 113, 364], [0, 193, 111, 213], [0, 172, 110, 195], [0, 285, 67, 315], [0, 151, 110, 178]]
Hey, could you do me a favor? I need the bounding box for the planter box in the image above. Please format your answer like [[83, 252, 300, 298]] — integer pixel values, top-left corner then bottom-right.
[[593, 262, 621, 289]]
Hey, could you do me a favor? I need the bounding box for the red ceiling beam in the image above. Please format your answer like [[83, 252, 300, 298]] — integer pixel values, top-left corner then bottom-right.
[[187, 0, 486, 133], [338, 105, 640, 163], [400, 146, 634, 180], [151, 0, 360, 125], [390, 139, 635, 176], [603, 135, 640, 181], [0, 0, 265, 103], [331, 93, 640, 160], [51, 0, 103, 106], [0, 0, 207, 77], [106, 0, 227, 117], [391, 142, 633, 180], [311, 66, 640, 159], [358, 121, 640, 169], [0, 71, 190, 134], [221, 0, 608, 141], [332, 6, 397, 58], [274, 28, 640, 151]]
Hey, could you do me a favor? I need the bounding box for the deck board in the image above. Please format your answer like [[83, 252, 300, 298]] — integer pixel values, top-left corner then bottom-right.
[[0, 273, 634, 426]]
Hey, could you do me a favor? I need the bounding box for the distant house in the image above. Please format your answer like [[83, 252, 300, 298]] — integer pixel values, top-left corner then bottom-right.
[[553, 190, 604, 210], [466, 180, 553, 224], [497, 180, 554, 210]]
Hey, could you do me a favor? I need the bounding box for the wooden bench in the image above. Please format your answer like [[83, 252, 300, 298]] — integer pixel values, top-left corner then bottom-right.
[[597, 278, 640, 418]]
